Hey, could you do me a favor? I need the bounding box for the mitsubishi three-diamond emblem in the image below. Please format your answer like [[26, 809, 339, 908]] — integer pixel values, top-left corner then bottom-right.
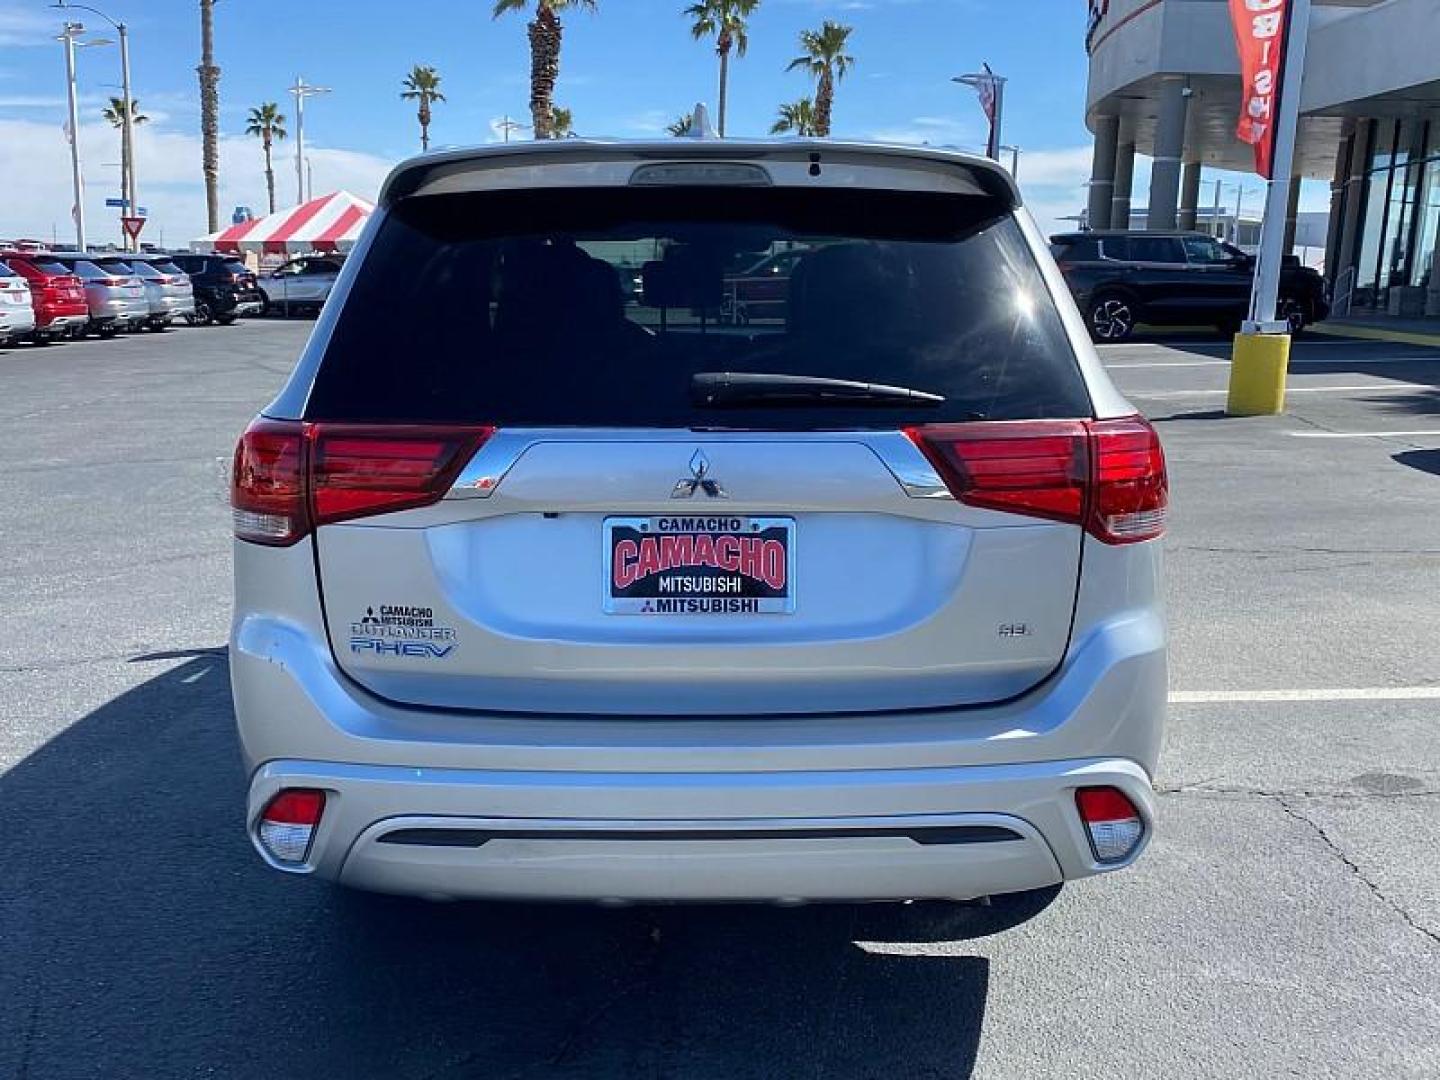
[[671, 449, 728, 499]]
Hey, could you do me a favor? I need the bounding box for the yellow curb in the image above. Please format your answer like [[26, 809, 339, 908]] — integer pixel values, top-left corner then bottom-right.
[[1311, 322, 1440, 348]]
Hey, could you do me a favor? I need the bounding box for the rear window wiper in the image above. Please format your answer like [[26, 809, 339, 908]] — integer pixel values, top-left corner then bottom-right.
[[692, 372, 945, 409]]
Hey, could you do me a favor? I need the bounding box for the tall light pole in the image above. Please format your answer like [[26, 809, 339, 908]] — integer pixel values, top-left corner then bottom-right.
[[999, 143, 1021, 180], [953, 65, 1006, 160], [288, 76, 331, 204], [56, 22, 111, 252], [495, 115, 529, 143], [52, 3, 135, 249]]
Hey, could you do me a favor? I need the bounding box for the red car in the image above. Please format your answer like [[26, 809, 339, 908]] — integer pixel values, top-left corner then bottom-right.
[[0, 251, 90, 342]]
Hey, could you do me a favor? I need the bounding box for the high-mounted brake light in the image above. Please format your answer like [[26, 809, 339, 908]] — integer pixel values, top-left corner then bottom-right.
[[230, 419, 494, 545], [1076, 786, 1145, 863], [257, 789, 326, 864], [905, 416, 1167, 544]]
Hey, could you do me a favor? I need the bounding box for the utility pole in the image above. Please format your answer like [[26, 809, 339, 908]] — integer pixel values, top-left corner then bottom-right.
[[1211, 177, 1223, 239]]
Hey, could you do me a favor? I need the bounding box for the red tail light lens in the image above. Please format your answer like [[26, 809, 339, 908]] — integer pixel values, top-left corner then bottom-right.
[[232, 419, 307, 545], [1076, 785, 1144, 862], [258, 789, 326, 864], [1088, 417, 1168, 543], [906, 421, 1089, 525], [906, 416, 1167, 544], [310, 425, 493, 526], [230, 420, 493, 545]]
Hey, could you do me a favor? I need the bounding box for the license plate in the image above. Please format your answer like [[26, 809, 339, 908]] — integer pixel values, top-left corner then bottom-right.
[[604, 516, 794, 615]]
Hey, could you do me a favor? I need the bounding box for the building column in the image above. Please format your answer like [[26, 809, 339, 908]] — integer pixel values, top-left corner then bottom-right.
[[1177, 160, 1202, 230], [1086, 114, 1120, 231], [1112, 140, 1136, 230], [1146, 76, 1188, 230], [1282, 175, 1303, 254], [1333, 119, 1372, 315], [1322, 122, 1355, 280]]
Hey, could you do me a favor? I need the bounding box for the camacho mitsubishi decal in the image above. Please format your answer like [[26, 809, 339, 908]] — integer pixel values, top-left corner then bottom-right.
[[349, 605, 458, 659]]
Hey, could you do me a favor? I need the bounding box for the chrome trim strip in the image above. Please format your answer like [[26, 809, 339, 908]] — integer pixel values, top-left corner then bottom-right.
[[443, 429, 953, 501]]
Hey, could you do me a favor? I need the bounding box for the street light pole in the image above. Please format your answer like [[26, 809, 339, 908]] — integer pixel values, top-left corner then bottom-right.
[[999, 144, 1021, 180], [952, 66, 1006, 162], [59, 23, 86, 251], [288, 76, 332, 204], [117, 19, 134, 248], [53, 3, 136, 249]]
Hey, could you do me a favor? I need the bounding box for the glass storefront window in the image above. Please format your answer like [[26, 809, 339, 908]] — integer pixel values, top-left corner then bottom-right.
[[1355, 167, 1389, 294], [1410, 157, 1440, 290]]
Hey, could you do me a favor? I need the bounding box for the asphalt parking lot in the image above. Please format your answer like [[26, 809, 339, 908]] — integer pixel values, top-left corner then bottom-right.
[[2, 321, 1438, 1079]]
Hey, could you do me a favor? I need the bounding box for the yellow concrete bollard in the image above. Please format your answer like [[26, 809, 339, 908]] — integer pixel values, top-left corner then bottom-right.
[[1227, 332, 1291, 416]]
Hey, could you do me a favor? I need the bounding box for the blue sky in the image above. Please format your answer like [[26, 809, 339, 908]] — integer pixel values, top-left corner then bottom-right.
[[0, 0, 1303, 244]]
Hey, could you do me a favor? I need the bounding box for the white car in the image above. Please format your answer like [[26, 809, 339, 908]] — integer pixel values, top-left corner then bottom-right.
[[230, 140, 1168, 907], [0, 258, 36, 344], [257, 256, 343, 317]]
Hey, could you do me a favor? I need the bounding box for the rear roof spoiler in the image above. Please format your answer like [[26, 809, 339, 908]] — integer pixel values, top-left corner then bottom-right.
[[379, 139, 1020, 210]]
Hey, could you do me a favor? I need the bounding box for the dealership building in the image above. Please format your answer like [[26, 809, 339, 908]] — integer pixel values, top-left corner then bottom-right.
[[1084, 0, 1440, 319]]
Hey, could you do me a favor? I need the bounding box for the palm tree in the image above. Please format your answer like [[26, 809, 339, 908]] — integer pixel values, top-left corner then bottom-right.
[[551, 105, 574, 137], [492, 0, 596, 139], [684, 0, 758, 138], [101, 98, 148, 230], [198, 0, 221, 232], [769, 98, 816, 137], [400, 65, 446, 152], [667, 114, 694, 137], [245, 103, 287, 214], [786, 20, 854, 138]]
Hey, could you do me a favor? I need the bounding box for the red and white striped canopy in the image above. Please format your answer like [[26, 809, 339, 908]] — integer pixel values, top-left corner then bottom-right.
[[192, 191, 374, 255]]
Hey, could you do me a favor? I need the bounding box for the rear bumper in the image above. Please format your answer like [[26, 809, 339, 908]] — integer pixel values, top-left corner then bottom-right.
[[0, 311, 36, 336], [248, 756, 1153, 901], [233, 539, 1165, 901]]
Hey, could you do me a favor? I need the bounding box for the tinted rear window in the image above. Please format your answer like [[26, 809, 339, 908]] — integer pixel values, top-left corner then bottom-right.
[[28, 259, 69, 275], [1051, 236, 1100, 261], [0, 260, 14, 277], [307, 187, 1090, 427], [223, 260, 249, 275], [71, 260, 105, 278], [148, 260, 184, 274]]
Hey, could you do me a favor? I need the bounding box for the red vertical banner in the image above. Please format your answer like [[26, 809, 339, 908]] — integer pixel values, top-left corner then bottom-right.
[[1228, 0, 1293, 178]]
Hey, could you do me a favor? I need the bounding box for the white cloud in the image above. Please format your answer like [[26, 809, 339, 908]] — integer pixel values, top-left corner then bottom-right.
[[617, 109, 674, 137], [0, 2, 55, 47], [0, 116, 394, 245]]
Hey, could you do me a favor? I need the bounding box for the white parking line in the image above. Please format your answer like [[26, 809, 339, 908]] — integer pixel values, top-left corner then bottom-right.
[[1107, 357, 1433, 370], [1286, 430, 1440, 439], [1141, 383, 1432, 398], [1171, 687, 1440, 703]]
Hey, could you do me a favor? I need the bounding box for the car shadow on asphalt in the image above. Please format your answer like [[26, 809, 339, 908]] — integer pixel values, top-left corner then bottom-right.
[[0, 656, 1059, 1080]]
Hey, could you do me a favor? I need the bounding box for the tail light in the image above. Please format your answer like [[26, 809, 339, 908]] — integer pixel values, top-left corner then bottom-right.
[[1076, 786, 1145, 862], [230, 419, 493, 545], [257, 789, 325, 864], [101, 277, 128, 287], [906, 416, 1167, 544]]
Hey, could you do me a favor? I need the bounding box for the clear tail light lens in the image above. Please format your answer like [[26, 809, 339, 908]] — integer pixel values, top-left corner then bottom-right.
[[1076, 786, 1145, 863], [230, 419, 494, 545], [232, 419, 306, 545], [906, 416, 1167, 544], [257, 789, 326, 864]]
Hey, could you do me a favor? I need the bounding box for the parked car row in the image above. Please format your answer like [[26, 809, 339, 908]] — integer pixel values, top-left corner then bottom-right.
[[0, 249, 267, 345]]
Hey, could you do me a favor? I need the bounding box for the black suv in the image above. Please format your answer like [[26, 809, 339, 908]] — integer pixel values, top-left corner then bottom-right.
[[167, 253, 264, 325], [1049, 230, 1329, 342]]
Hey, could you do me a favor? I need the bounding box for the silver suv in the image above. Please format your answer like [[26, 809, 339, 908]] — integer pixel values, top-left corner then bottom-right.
[[230, 141, 1168, 906]]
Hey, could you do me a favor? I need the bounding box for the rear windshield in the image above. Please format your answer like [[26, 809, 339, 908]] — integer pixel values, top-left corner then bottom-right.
[[148, 260, 184, 274], [0, 260, 14, 277], [95, 260, 134, 273], [223, 260, 249, 275], [307, 187, 1090, 427], [28, 259, 69, 275]]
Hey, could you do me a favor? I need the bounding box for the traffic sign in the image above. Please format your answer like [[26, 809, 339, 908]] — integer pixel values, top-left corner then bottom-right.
[[105, 197, 129, 208], [121, 216, 146, 241]]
